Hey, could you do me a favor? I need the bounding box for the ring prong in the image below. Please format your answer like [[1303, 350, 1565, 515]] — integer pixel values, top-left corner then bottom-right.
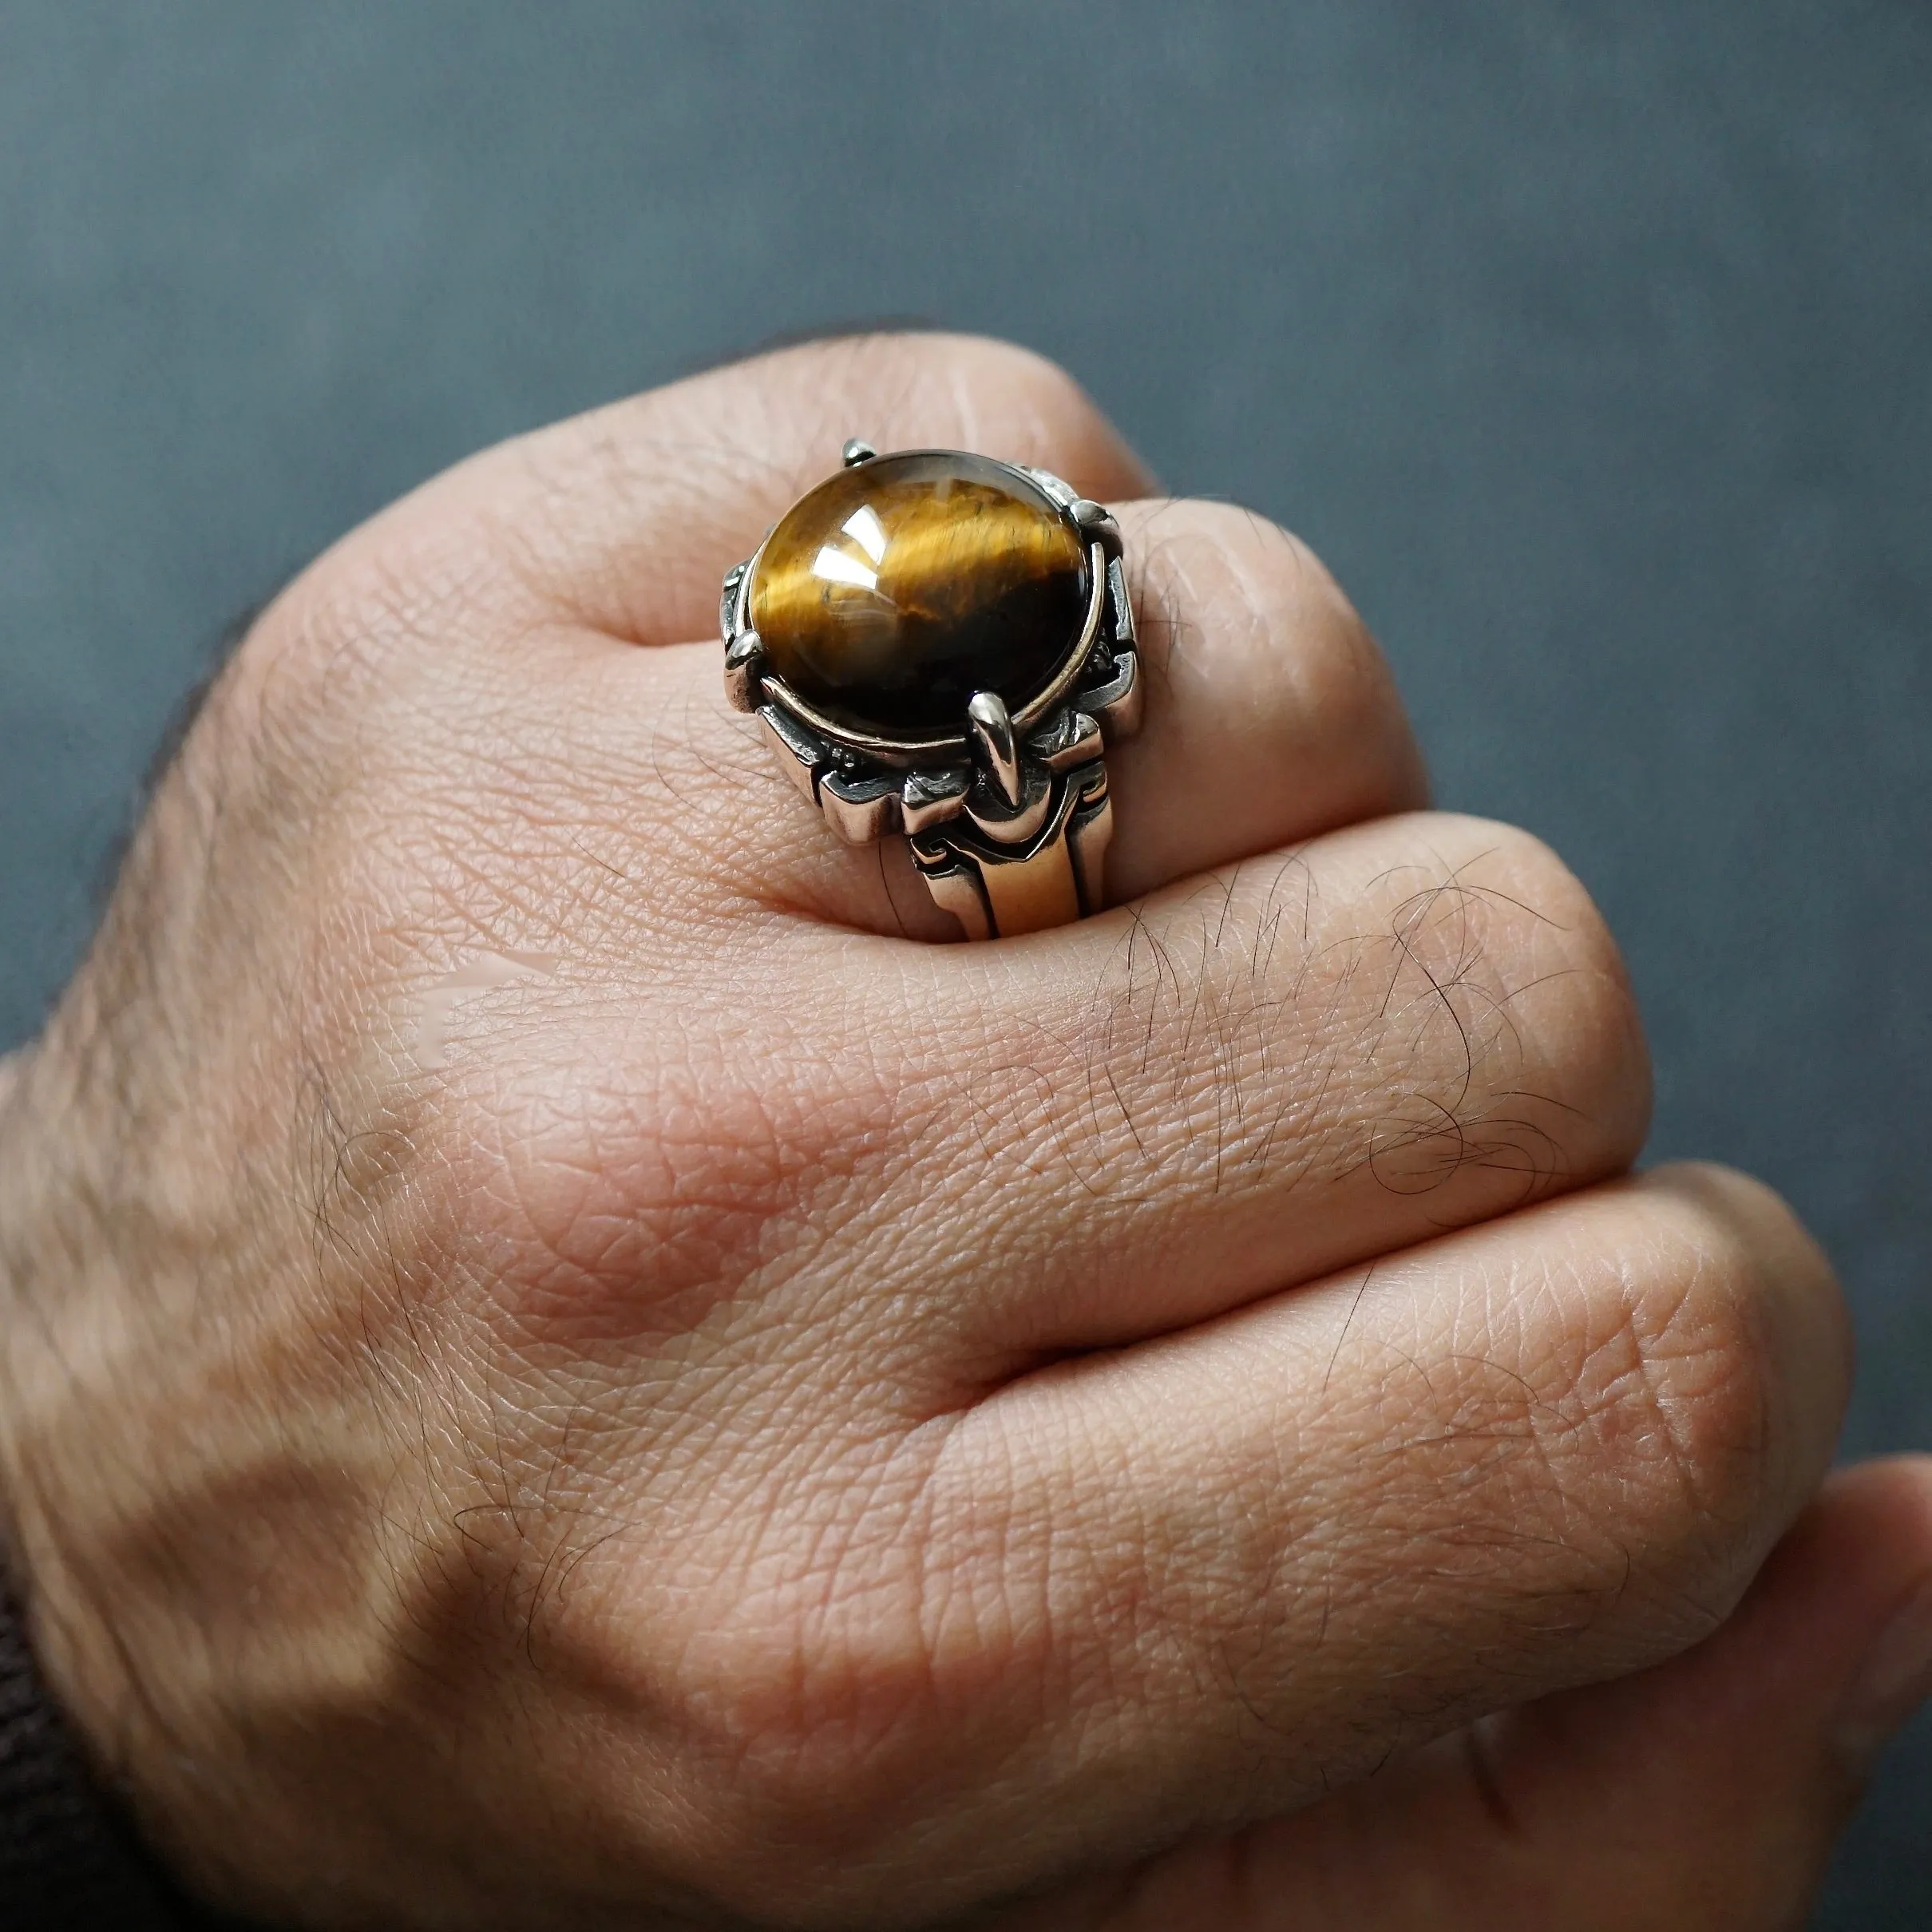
[[841, 438, 878, 468], [967, 691, 1024, 810], [723, 628, 766, 713]]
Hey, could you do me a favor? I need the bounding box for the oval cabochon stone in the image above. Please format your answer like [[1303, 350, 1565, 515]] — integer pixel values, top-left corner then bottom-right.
[[749, 450, 1090, 738]]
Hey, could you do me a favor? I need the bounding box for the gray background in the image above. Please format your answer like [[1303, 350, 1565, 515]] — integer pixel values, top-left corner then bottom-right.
[[1, 2, 1926, 1922]]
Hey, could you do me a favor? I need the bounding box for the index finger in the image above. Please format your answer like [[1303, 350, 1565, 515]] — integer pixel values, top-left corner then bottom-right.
[[414, 331, 1156, 647]]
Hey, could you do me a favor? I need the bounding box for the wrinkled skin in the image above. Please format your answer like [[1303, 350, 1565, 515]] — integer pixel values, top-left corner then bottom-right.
[[1, 335, 1928, 1931]]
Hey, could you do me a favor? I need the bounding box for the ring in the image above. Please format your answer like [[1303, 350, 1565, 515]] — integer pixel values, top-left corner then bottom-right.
[[719, 442, 1141, 938]]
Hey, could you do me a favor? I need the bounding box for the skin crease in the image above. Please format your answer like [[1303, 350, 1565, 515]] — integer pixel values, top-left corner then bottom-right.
[[0, 331, 1926, 1931]]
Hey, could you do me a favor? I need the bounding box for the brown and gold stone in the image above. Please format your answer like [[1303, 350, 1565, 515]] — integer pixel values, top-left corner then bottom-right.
[[748, 450, 1091, 738]]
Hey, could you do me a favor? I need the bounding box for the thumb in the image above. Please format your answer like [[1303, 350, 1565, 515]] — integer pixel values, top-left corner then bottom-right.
[[1055, 1457, 1932, 1931], [1411, 1455, 1932, 1929]]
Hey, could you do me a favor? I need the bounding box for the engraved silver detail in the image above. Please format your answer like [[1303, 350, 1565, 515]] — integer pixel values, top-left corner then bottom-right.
[[968, 691, 1024, 810]]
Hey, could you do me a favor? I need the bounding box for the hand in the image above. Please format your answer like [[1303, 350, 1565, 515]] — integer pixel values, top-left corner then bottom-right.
[[1, 334, 1925, 1931]]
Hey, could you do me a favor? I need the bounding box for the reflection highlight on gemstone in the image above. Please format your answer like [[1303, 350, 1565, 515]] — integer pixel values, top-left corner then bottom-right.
[[810, 544, 879, 592], [841, 504, 889, 564]]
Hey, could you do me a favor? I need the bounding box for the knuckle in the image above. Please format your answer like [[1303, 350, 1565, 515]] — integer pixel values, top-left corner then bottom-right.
[[627, 1499, 1012, 1914], [864, 330, 1126, 479], [1429, 818, 1652, 1168], [217, 580, 419, 799], [959, 818, 1649, 1218], [1186, 501, 1366, 647], [903, 329, 1097, 425], [410, 1001, 910, 1362], [1641, 1164, 1848, 1494], [1116, 499, 1427, 850], [1285, 1181, 1821, 1683], [425, 1051, 780, 1326], [234, 515, 537, 772], [1523, 1181, 1831, 1639], [1132, 500, 1378, 697]]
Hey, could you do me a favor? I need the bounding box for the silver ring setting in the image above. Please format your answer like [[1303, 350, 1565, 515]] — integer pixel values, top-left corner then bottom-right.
[[720, 441, 1140, 938]]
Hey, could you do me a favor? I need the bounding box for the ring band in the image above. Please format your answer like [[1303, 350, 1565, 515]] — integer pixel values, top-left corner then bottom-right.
[[720, 442, 1141, 938]]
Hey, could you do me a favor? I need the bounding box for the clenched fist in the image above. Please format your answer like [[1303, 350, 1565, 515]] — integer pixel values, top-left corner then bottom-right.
[[2, 335, 1926, 1930]]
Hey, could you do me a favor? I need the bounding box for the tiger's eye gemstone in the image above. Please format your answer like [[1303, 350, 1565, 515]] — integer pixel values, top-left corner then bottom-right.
[[749, 451, 1090, 738]]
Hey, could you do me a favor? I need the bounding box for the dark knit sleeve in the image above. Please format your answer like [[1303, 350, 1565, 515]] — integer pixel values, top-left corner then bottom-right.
[[0, 1574, 201, 1930]]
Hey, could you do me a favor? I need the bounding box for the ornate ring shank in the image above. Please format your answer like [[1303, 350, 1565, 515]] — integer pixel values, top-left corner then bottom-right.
[[910, 758, 1113, 940]]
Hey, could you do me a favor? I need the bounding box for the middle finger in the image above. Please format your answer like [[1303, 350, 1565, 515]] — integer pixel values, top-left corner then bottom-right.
[[798, 806, 1649, 1357]]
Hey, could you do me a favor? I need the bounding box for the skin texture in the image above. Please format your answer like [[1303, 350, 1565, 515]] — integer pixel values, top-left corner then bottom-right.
[[0, 332, 1926, 1930]]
